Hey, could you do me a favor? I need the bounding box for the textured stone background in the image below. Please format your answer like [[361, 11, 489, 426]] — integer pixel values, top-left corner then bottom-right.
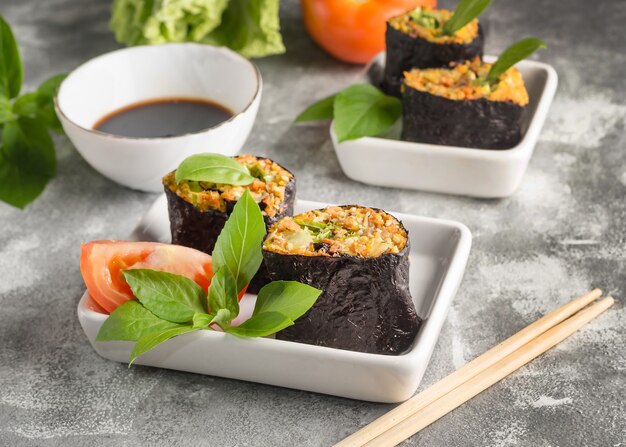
[[1, 0, 624, 445]]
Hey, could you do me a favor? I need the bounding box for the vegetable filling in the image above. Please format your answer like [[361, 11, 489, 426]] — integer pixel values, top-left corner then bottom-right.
[[388, 7, 479, 44], [163, 155, 293, 217], [403, 57, 529, 105], [264, 206, 408, 257]]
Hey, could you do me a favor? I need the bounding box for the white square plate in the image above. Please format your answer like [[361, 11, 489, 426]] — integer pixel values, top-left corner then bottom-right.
[[331, 53, 558, 198], [77, 196, 472, 402]]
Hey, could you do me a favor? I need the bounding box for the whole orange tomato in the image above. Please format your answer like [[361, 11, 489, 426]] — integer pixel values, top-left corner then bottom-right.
[[301, 0, 437, 64]]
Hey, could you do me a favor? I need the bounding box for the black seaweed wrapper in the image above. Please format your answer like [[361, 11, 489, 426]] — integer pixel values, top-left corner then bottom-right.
[[382, 23, 484, 97], [165, 165, 296, 293], [263, 220, 421, 355], [401, 85, 526, 149]]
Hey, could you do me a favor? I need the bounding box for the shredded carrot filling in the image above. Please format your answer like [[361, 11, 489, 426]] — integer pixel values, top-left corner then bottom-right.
[[388, 7, 479, 44], [163, 154, 293, 217], [403, 57, 529, 105], [264, 206, 408, 257]]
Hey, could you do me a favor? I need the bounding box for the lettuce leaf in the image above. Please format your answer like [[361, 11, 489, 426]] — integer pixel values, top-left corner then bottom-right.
[[110, 0, 285, 58]]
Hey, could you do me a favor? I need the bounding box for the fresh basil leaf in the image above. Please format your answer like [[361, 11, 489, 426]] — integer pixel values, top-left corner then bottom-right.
[[487, 38, 547, 84], [253, 281, 321, 322], [212, 189, 266, 293], [129, 326, 198, 365], [0, 117, 56, 209], [96, 301, 183, 342], [0, 16, 22, 98], [295, 94, 336, 122], [333, 84, 402, 143], [175, 153, 255, 185], [226, 311, 293, 337], [35, 74, 67, 133], [123, 269, 207, 324], [207, 266, 239, 320], [0, 96, 14, 123], [442, 0, 492, 36], [209, 308, 232, 331], [12, 92, 39, 118], [192, 312, 214, 329]]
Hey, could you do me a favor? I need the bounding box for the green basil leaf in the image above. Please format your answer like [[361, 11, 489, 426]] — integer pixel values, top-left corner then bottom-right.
[[12, 92, 39, 118], [212, 189, 266, 293], [333, 84, 401, 143], [442, 0, 492, 36], [96, 301, 183, 342], [192, 312, 214, 329], [35, 74, 67, 133], [487, 38, 547, 83], [175, 153, 255, 185], [207, 266, 239, 320], [226, 311, 293, 337], [123, 269, 207, 324], [253, 281, 321, 322], [209, 308, 232, 331], [130, 326, 198, 365], [0, 117, 56, 209], [0, 16, 22, 98], [0, 96, 14, 123], [295, 94, 336, 122]]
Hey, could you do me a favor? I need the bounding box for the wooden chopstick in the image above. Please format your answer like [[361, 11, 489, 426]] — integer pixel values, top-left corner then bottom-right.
[[335, 289, 603, 447], [364, 296, 614, 446]]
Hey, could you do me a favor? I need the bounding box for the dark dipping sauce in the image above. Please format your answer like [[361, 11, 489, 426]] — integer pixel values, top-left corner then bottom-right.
[[93, 97, 233, 138]]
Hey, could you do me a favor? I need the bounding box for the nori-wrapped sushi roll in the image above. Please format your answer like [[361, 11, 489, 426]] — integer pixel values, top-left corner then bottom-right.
[[163, 154, 296, 292], [401, 57, 529, 149], [262, 205, 421, 355], [383, 7, 484, 97]]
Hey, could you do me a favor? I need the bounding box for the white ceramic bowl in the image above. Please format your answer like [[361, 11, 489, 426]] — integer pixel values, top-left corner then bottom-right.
[[56, 44, 262, 192], [78, 196, 472, 403], [331, 53, 558, 198]]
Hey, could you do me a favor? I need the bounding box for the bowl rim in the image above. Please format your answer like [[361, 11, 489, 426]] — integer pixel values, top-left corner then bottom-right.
[[54, 43, 262, 142]]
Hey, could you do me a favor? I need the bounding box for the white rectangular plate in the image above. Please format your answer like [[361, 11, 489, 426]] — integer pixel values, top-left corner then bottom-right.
[[331, 53, 558, 198], [77, 197, 472, 403]]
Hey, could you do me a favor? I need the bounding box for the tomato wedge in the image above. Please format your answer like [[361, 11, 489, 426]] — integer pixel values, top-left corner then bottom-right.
[[80, 241, 214, 314]]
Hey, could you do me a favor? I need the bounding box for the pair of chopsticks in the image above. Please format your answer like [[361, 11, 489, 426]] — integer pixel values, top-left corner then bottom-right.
[[336, 289, 614, 447]]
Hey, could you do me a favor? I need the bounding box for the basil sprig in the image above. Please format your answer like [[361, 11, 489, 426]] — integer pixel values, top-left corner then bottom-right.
[[442, 0, 492, 36], [175, 153, 255, 185], [95, 189, 322, 365], [486, 37, 547, 84], [296, 84, 401, 143], [0, 16, 66, 209]]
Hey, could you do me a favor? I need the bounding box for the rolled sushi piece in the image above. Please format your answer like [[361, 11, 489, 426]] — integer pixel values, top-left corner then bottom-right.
[[383, 7, 484, 97], [163, 154, 296, 292], [262, 205, 420, 355], [401, 57, 529, 149]]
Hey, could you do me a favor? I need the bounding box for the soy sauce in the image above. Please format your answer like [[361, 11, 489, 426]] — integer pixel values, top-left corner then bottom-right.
[[94, 98, 233, 138]]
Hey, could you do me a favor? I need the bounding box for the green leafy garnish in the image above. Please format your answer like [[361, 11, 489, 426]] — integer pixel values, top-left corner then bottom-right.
[[110, 0, 285, 58], [212, 189, 266, 293], [0, 16, 66, 209], [296, 84, 401, 143], [295, 94, 336, 122], [123, 269, 206, 323], [130, 326, 199, 365], [175, 153, 256, 185], [207, 267, 239, 321], [334, 84, 402, 143], [94, 190, 322, 365], [442, 0, 492, 36], [96, 301, 184, 342], [486, 37, 547, 84], [0, 16, 22, 99]]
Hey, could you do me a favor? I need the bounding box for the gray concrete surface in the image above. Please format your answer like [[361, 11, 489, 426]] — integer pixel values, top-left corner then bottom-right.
[[1, 0, 624, 445]]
